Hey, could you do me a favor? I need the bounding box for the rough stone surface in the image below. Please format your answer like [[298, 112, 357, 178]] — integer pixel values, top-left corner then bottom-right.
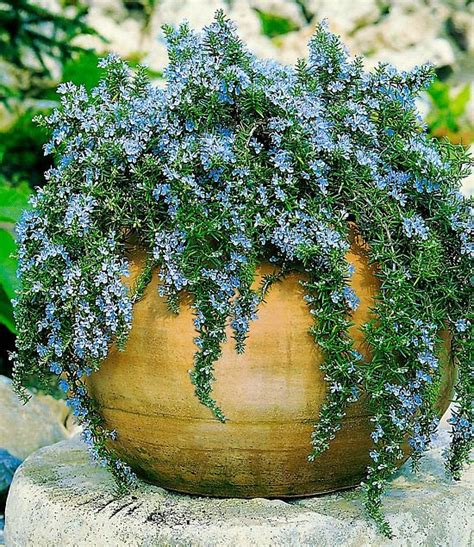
[[5, 0, 474, 126], [70, 0, 473, 77], [5, 432, 473, 546], [461, 145, 474, 196], [308, 0, 381, 34], [0, 376, 74, 461], [249, 0, 306, 27]]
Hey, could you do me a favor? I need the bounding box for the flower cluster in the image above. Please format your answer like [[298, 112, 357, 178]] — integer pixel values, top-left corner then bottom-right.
[[12, 12, 472, 536]]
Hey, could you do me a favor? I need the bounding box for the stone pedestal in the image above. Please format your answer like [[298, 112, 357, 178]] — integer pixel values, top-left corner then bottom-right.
[[5, 433, 473, 546]]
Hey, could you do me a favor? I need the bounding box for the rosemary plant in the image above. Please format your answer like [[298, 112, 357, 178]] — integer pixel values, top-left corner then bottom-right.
[[12, 12, 472, 536]]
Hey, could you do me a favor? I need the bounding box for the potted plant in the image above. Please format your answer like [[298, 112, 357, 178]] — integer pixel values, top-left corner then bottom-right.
[[12, 12, 472, 536]]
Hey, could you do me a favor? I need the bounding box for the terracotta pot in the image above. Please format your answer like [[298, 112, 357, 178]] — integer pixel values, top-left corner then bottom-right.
[[88, 236, 455, 498]]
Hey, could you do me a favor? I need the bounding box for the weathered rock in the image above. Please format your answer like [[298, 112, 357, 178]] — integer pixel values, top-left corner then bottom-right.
[[249, 0, 306, 28], [229, 2, 276, 61], [69, 0, 471, 78], [5, 433, 473, 546], [367, 38, 456, 72], [450, 8, 474, 53], [0, 450, 20, 547], [76, 6, 144, 58], [308, 0, 381, 34], [147, 0, 275, 63], [0, 450, 21, 493], [350, 5, 455, 70], [0, 376, 73, 461], [461, 145, 474, 197]]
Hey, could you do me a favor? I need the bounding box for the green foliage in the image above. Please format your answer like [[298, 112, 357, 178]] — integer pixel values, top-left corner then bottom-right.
[[426, 80, 473, 143], [0, 229, 17, 300], [38, 50, 104, 102], [60, 50, 103, 91], [0, 180, 30, 332], [0, 110, 50, 187], [0, 286, 15, 333], [0, 52, 104, 189], [0, 0, 97, 102], [254, 9, 299, 38], [0, 180, 31, 222], [0, 25, 100, 332]]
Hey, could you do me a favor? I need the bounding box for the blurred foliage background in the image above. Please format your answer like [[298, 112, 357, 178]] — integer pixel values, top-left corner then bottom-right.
[[0, 0, 473, 378]]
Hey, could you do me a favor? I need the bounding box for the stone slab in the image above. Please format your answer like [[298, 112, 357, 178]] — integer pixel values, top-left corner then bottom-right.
[[4, 433, 473, 546], [0, 375, 74, 461]]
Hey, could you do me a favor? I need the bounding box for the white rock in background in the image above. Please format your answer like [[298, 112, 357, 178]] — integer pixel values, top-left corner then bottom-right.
[[274, 25, 313, 65], [32, 0, 63, 14], [106, 17, 145, 57], [75, 8, 144, 58], [229, 1, 277, 61], [276, 1, 455, 71], [307, 0, 380, 34], [71, 0, 469, 78], [144, 0, 276, 71], [461, 146, 474, 197], [366, 38, 456, 71], [149, 0, 226, 33], [249, 0, 306, 27], [84, 0, 128, 16], [145, 0, 225, 73], [0, 376, 73, 461], [450, 8, 474, 53], [141, 41, 169, 74], [388, 0, 450, 24], [352, 6, 440, 51], [5, 431, 473, 547]]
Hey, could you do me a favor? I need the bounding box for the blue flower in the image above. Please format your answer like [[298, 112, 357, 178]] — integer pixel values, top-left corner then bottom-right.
[[49, 362, 62, 375], [343, 286, 360, 311], [97, 53, 122, 68], [122, 139, 143, 162], [376, 169, 410, 205], [402, 215, 429, 240], [329, 382, 343, 393], [153, 184, 171, 199], [371, 424, 384, 442], [413, 177, 439, 194], [272, 150, 293, 173], [448, 414, 473, 441], [389, 410, 407, 430], [249, 138, 263, 154], [369, 450, 379, 462], [200, 132, 236, 171], [58, 379, 69, 393], [417, 350, 438, 368], [454, 319, 469, 333], [230, 232, 252, 251], [64, 195, 96, 234], [81, 429, 94, 447], [416, 369, 432, 384]]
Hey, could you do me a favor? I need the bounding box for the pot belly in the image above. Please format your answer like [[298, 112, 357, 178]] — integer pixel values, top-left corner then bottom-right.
[[88, 240, 454, 497]]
